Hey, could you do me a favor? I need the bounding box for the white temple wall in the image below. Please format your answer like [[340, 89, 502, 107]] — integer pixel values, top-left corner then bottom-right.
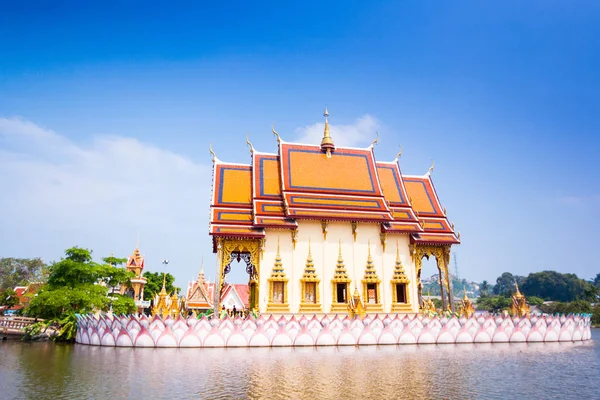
[[259, 221, 418, 314]]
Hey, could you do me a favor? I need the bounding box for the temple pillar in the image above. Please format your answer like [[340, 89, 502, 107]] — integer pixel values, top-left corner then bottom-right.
[[213, 238, 223, 317], [444, 246, 455, 312], [437, 259, 447, 311]]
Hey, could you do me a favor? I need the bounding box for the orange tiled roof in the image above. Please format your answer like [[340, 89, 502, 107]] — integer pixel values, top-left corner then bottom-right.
[[209, 127, 459, 246]]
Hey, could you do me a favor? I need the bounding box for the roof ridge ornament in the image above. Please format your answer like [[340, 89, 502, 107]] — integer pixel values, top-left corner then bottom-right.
[[320, 107, 335, 158], [393, 145, 403, 163], [272, 124, 281, 143], [369, 132, 379, 149], [427, 159, 435, 175], [245, 134, 255, 154], [209, 143, 218, 163]]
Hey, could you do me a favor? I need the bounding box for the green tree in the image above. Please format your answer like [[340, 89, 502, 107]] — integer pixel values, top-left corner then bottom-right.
[[142, 271, 179, 301], [476, 295, 512, 313], [0, 257, 48, 291], [521, 271, 597, 302], [26, 247, 134, 320], [592, 304, 600, 326], [527, 296, 544, 306], [1, 288, 20, 308], [480, 280, 490, 297], [493, 272, 516, 297], [593, 273, 600, 289], [108, 294, 137, 315]]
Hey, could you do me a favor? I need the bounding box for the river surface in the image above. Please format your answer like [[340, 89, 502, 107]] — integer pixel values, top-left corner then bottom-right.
[[1, 330, 599, 400]]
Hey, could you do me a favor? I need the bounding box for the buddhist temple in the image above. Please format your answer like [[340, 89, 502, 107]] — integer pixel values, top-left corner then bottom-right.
[[120, 247, 149, 313], [209, 109, 460, 315], [186, 266, 250, 315]]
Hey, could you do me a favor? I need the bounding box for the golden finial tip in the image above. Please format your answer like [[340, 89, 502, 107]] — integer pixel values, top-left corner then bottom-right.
[[323, 106, 329, 118]]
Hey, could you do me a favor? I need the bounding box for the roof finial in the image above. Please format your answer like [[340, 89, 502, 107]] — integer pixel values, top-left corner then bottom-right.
[[200, 255, 204, 273], [393, 145, 403, 162], [272, 124, 281, 143], [427, 159, 435, 175], [246, 134, 255, 154], [209, 143, 217, 163], [320, 107, 335, 157], [370, 132, 379, 149]]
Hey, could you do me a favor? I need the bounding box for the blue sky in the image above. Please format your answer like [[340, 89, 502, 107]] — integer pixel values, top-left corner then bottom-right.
[[1, 1, 599, 287]]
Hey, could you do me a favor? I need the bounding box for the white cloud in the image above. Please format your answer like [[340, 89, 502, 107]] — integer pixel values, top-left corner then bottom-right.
[[293, 114, 380, 148], [0, 117, 211, 285]]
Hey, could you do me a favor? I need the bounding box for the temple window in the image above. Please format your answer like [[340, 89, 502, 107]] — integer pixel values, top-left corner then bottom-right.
[[336, 283, 347, 303], [299, 240, 322, 312], [361, 242, 383, 312], [272, 281, 284, 304], [267, 240, 290, 312], [390, 242, 412, 312], [367, 283, 378, 304], [305, 282, 317, 303], [330, 241, 352, 313], [395, 283, 407, 303]]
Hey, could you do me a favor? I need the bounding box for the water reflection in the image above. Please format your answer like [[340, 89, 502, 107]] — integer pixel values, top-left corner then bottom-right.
[[1, 330, 598, 400]]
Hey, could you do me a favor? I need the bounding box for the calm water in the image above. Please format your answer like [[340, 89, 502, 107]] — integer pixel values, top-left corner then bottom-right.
[[1, 330, 599, 400]]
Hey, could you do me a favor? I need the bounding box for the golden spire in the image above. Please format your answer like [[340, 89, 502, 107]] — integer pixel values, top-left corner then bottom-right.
[[302, 238, 318, 279], [514, 280, 523, 298], [363, 240, 379, 281], [332, 240, 349, 281], [160, 272, 167, 295], [320, 107, 335, 157], [270, 237, 287, 279], [391, 240, 409, 283]]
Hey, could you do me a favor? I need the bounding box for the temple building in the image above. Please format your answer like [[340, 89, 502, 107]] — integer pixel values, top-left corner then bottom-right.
[[209, 109, 460, 315], [186, 267, 250, 314], [120, 247, 150, 313]]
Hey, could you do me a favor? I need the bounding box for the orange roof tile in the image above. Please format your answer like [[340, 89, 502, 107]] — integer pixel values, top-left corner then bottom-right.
[[403, 176, 444, 217], [212, 163, 252, 207], [252, 153, 282, 199], [281, 144, 383, 196], [376, 162, 411, 207]]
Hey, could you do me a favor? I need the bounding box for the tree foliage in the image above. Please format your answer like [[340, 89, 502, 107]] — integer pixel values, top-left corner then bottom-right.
[[26, 247, 134, 320], [492, 272, 525, 297], [520, 271, 597, 302], [476, 295, 513, 312], [480, 280, 490, 297], [539, 300, 593, 315], [0, 257, 48, 291], [1, 287, 20, 308], [142, 271, 179, 301]]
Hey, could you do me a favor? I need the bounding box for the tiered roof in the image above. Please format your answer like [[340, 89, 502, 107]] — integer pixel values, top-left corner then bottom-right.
[[209, 110, 459, 246]]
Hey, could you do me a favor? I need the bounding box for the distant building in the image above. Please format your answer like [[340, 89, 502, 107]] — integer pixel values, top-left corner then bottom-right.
[[119, 247, 149, 312], [186, 267, 249, 313]]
